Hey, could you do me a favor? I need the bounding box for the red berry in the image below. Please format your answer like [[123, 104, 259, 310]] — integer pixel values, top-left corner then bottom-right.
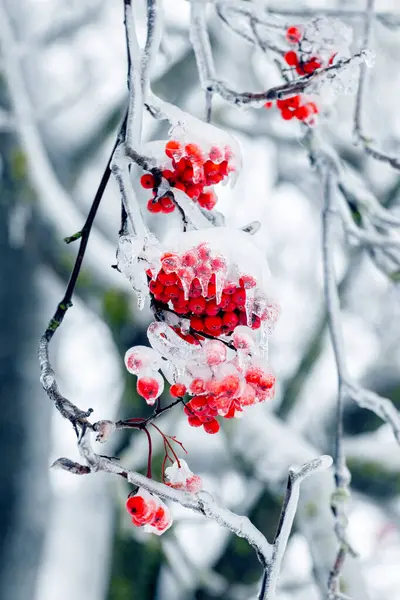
[[189, 296, 207, 315], [223, 281, 237, 295], [147, 199, 162, 213], [283, 96, 300, 110], [205, 300, 220, 316], [188, 415, 202, 427], [250, 315, 261, 329], [173, 181, 186, 192], [190, 378, 205, 394], [286, 26, 302, 44], [182, 165, 194, 182], [232, 288, 246, 310], [170, 383, 187, 397], [157, 270, 177, 287], [190, 316, 205, 331], [141, 174, 155, 189], [185, 183, 202, 199], [149, 280, 164, 296], [218, 160, 229, 176], [265, 101, 273, 109], [239, 274, 257, 289], [284, 51, 298, 67], [295, 104, 310, 121], [137, 377, 160, 401], [197, 243, 211, 262], [160, 195, 175, 213], [204, 316, 222, 333], [222, 311, 239, 330], [182, 251, 198, 267], [126, 495, 146, 516], [303, 58, 321, 74], [165, 140, 181, 158], [203, 419, 220, 434], [281, 108, 295, 121], [185, 143, 202, 157], [198, 191, 217, 210], [164, 284, 181, 300], [162, 169, 174, 180], [190, 396, 208, 411]]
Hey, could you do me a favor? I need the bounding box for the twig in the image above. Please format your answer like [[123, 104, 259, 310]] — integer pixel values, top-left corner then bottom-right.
[[354, 0, 400, 171]]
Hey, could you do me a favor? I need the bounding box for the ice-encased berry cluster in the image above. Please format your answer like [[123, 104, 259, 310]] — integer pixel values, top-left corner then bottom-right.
[[126, 487, 172, 535], [266, 19, 353, 124], [125, 322, 276, 435], [146, 229, 279, 340]]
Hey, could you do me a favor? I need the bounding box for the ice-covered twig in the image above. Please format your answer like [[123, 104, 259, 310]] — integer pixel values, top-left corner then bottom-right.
[[54, 421, 331, 600], [190, 3, 367, 107], [141, 0, 163, 98], [354, 0, 400, 171], [321, 166, 400, 592], [259, 455, 333, 600]]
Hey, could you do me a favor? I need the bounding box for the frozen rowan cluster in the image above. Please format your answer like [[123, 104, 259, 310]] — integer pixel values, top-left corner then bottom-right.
[[126, 487, 172, 535], [266, 18, 354, 124], [125, 461, 202, 534], [140, 137, 238, 213]]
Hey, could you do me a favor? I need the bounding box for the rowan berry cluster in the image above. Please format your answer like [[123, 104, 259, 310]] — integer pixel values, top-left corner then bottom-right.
[[265, 95, 318, 123], [126, 487, 172, 535], [264, 24, 342, 124], [148, 242, 269, 339], [173, 337, 275, 434], [141, 140, 233, 214]]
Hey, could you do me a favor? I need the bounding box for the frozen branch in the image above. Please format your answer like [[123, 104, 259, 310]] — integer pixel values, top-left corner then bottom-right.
[[354, 0, 400, 171]]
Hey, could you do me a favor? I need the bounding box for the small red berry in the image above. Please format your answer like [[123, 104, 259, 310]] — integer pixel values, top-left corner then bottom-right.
[[173, 181, 186, 192], [232, 288, 246, 310], [222, 311, 239, 330], [205, 300, 220, 316], [188, 415, 202, 427], [204, 315, 222, 333], [265, 101, 273, 109], [126, 495, 147, 517], [203, 419, 220, 434], [157, 270, 177, 287], [286, 26, 302, 44], [284, 51, 298, 67], [147, 199, 162, 213], [170, 383, 187, 397], [149, 280, 164, 296], [190, 378, 206, 394], [141, 174, 155, 189], [190, 316, 205, 331], [165, 140, 181, 158], [137, 377, 160, 401], [188, 296, 207, 315], [281, 108, 295, 121], [182, 250, 198, 267], [198, 191, 217, 210], [160, 195, 175, 213], [164, 284, 181, 300]]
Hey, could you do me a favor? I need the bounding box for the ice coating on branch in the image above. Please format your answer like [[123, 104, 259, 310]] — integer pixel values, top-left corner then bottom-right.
[[165, 459, 203, 493]]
